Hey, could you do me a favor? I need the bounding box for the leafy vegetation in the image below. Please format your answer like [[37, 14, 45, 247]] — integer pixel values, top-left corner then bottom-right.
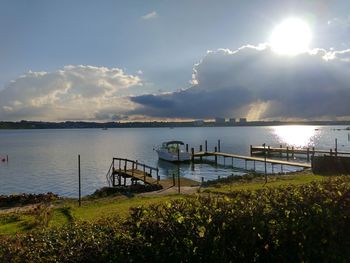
[[0, 176, 350, 262]]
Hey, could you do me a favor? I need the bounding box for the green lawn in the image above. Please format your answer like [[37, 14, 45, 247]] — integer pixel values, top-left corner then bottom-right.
[[0, 170, 328, 235]]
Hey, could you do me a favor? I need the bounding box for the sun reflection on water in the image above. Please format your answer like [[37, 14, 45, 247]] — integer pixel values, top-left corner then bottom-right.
[[273, 125, 318, 148]]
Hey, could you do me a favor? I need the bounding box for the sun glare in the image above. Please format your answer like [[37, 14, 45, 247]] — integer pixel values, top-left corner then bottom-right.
[[270, 18, 312, 56]]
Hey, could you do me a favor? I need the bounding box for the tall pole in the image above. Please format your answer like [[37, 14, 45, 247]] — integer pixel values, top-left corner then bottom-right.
[[177, 165, 180, 193], [78, 154, 81, 207]]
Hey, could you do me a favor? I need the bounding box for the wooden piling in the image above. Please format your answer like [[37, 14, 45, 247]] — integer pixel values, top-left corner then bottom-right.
[[218, 139, 221, 152], [250, 145, 252, 155], [191, 148, 194, 161], [205, 140, 208, 152], [292, 147, 294, 158], [286, 147, 289, 160], [214, 146, 218, 164], [78, 154, 81, 207]]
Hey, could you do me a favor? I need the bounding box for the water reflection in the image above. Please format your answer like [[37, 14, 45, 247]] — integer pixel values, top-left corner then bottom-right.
[[272, 125, 318, 148]]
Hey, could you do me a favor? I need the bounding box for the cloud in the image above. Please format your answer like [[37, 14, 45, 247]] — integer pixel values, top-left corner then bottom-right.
[[0, 65, 141, 121], [141, 11, 158, 20], [130, 45, 350, 120]]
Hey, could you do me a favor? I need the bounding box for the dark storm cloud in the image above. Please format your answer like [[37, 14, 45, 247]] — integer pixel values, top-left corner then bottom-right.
[[130, 45, 350, 120]]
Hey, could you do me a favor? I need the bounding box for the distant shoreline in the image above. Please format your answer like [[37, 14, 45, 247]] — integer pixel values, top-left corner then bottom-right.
[[0, 120, 350, 129]]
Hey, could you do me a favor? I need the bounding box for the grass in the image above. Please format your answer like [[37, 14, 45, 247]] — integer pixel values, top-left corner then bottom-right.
[[0, 170, 329, 235], [202, 170, 325, 193]]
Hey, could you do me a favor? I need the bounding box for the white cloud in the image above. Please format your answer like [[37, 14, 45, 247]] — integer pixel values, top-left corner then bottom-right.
[[141, 11, 158, 20], [0, 65, 141, 121], [131, 45, 350, 120]]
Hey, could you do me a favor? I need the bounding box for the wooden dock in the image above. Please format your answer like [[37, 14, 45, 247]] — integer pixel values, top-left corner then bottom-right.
[[193, 151, 311, 169], [250, 145, 350, 161], [106, 158, 159, 187]]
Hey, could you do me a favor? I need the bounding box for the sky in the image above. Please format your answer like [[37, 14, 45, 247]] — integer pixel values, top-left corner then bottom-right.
[[1, 0, 350, 121]]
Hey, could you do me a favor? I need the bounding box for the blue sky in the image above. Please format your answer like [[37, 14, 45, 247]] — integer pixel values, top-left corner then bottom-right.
[[1, 0, 350, 121]]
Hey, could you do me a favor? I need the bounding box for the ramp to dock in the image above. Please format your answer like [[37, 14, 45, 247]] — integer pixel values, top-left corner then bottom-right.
[[106, 158, 159, 187]]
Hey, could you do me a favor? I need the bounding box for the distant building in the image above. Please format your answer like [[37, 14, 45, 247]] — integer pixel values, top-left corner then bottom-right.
[[215, 117, 226, 124], [229, 118, 236, 124], [194, 119, 204, 126], [239, 118, 247, 123]]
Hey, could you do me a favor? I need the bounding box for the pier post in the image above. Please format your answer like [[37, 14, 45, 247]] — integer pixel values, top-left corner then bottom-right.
[[280, 145, 283, 157], [78, 155, 81, 207], [205, 140, 208, 152], [335, 138, 338, 157], [292, 147, 294, 158], [199, 145, 203, 161], [191, 148, 194, 162], [143, 165, 146, 183], [286, 147, 289, 160], [218, 139, 221, 152], [250, 145, 252, 156], [214, 147, 218, 165], [307, 148, 310, 162], [186, 144, 189, 152]]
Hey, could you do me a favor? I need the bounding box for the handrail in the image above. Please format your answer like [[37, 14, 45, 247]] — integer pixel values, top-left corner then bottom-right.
[[105, 161, 114, 187], [112, 157, 159, 172]]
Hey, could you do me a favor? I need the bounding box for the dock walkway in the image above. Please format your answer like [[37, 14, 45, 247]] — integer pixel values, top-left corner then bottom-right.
[[193, 151, 311, 169]]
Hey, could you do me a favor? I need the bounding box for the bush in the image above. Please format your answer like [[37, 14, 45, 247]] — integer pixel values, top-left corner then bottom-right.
[[1, 177, 350, 262], [0, 192, 58, 208]]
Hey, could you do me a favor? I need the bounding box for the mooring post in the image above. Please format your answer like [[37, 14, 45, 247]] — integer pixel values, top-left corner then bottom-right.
[[218, 139, 221, 152], [191, 148, 194, 162], [268, 146, 270, 156], [335, 138, 338, 157], [186, 144, 189, 152], [292, 147, 294, 158], [250, 145, 252, 155], [286, 147, 289, 160], [205, 140, 208, 152], [214, 146, 218, 165], [199, 145, 203, 161], [78, 154, 81, 207]]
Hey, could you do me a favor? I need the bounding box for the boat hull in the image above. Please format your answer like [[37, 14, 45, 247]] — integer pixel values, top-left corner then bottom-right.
[[156, 150, 191, 162]]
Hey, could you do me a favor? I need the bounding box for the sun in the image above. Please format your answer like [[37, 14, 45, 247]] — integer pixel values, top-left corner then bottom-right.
[[269, 17, 312, 55]]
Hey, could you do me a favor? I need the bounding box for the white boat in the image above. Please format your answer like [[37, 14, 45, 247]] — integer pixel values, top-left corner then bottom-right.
[[156, 141, 191, 162]]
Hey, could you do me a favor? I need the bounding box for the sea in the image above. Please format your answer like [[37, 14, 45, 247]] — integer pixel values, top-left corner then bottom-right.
[[0, 125, 349, 197]]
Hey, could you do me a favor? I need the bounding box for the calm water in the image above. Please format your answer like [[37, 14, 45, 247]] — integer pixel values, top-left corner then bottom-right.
[[0, 126, 349, 197]]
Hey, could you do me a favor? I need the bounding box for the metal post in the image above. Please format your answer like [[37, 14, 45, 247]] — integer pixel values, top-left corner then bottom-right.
[[78, 154, 81, 207]]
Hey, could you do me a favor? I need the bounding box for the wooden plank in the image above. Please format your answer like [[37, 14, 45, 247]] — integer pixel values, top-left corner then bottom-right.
[[193, 151, 311, 168], [251, 146, 350, 155]]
